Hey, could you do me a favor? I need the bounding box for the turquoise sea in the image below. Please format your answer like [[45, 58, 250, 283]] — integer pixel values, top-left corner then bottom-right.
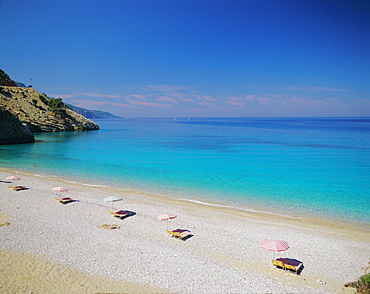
[[1, 117, 369, 224]]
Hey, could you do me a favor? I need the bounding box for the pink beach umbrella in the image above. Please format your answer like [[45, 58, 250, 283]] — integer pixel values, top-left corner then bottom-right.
[[5, 176, 21, 181], [52, 187, 69, 192], [259, 238, 289, 260], [6, 176, 21, 181], [6, 176, 21, 185], [157, 213, 177, 228], [52, 187, 69, 196], [157, 213, 177, 221]]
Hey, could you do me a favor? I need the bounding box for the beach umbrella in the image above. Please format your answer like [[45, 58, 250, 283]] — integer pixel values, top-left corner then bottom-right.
[[157, 213, 177, 221], [52, 187, 69, 192], [259, 238, 289, 260], [103, 196, 122, 209], [6, 176, 21, 184], [157, 213, 177, 228], [6, 176, 21, 181], [52, 187, 69, 197]]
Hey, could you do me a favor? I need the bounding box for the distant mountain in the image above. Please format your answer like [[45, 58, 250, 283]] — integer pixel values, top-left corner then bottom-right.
[[65, 104, 122, 119], [16, 82, 27, 87]]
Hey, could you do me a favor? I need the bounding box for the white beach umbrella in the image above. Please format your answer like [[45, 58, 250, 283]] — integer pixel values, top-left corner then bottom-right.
[[103, 196, 123, 209]]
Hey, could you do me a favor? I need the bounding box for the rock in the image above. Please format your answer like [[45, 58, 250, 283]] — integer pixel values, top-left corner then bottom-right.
[[0, 109, 35, 145]]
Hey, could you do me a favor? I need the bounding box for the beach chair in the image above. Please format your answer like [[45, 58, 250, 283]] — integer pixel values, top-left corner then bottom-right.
[[109, 210, 131, 219], [166, 229, 192, 240], [9, 185, 26, 191], [272, 259, 285, 270], [284, 263, 302, 275], [55, 197, 74, 204]]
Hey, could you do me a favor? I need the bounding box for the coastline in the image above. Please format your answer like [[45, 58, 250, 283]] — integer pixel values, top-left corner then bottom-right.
[[3, 165, 370, 232], [1, 166, 369, 293]]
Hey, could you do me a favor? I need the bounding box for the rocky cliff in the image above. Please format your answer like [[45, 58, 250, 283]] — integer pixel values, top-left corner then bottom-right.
[[0, 86, 99, 133], [0, 109, 35, 144]]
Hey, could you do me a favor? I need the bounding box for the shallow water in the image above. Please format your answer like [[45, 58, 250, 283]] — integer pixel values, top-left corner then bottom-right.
[[1, 117, 369, 223]]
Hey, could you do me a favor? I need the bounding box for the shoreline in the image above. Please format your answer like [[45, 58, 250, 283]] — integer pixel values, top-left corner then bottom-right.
[[1, 166, 369, 293], [2, 155, 369, 225], [3, 166, 370, 236]]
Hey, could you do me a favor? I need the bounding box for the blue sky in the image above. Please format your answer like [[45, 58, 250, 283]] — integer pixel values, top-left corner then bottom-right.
[[1, 0, 369, 117]]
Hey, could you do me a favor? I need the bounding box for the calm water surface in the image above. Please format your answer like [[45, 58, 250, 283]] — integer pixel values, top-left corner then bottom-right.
[[1, 117, 369, 223]]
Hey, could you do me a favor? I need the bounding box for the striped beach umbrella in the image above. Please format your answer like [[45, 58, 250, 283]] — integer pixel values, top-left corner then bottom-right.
[[259, 238, 289, 260], [157, 213, 177, 221]]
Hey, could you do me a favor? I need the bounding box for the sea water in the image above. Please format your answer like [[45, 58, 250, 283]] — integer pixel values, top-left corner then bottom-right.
[[1, 117, 369, 223]]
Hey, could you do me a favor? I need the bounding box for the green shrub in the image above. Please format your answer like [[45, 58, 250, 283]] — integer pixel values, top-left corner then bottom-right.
[[37, 94, 65, 114], [39, 95, 49, 105], [32, 99, 38, 105], [360, 273, 370, 285], [47, 98, 65, 115]]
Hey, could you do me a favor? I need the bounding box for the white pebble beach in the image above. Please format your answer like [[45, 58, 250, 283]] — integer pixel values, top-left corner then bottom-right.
[[0, 167, 369, 293]]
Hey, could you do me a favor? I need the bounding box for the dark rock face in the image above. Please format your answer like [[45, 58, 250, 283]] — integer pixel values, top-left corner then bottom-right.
[[0, 70, 17, 87], [0, 109, 35, 145]]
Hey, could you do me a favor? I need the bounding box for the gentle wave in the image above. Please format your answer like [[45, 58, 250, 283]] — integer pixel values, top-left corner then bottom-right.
[[175, 198, 305, 220], [59, 179, 110, 188]]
